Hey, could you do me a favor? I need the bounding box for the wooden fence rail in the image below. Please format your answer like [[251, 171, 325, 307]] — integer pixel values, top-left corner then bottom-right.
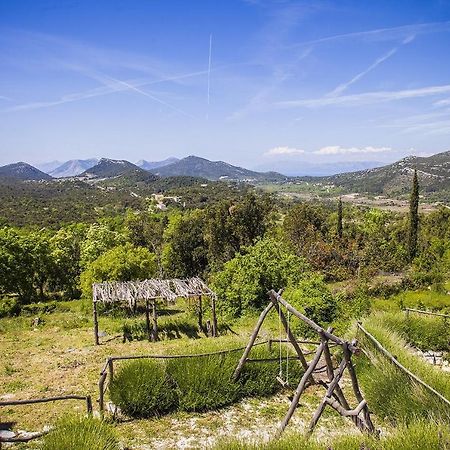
[[0, 395, 92, 444], [404, 308, 450, 319], [357, 322, 450, 408], [97, 341, 269, 415]]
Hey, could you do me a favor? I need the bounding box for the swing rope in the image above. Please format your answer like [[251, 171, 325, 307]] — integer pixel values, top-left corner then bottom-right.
[[278, 303, 282, 377], [286, 308, 290, 385]]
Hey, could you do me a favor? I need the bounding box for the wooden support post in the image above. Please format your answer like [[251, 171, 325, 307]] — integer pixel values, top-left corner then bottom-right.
[[276, 342, 325, 438], [152, 299, 158, 342], [86, 395, 93, 414], [270, 294, 311, 377], [98, 371, 107, 417], [107, 358, 114, 382], [308, 348, 348, 434], [233, 302, 274, 380], [344, 342, 375, 433], [93, 300, 99, 345], [198, 295, 203, 332], [211, 295, 218, 337], [145, 299, 151, 341]]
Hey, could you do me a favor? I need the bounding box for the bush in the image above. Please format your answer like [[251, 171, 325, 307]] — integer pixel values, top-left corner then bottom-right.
[[109, 346, 304, 418], [168, 354, 241, 411], [0, 296, 21, 317], [211, 237, 310, 318], [109, 360, 178, 418], [41, 416, 119, 450], [283, 275, 337, 336]]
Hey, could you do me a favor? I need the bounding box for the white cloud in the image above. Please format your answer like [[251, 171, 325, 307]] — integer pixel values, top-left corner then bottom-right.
[[277, 84, 450, 109], [314, 146, 391, 155], [264, 146, 305, 156]]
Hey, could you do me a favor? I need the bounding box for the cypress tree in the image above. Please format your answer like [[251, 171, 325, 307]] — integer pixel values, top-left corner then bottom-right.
[[408, 169, 419, 261], [337, 197, 343, 240]]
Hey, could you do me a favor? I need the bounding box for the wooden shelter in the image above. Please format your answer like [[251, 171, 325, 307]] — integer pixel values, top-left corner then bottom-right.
[[234, 289, 375, 438], [92, 277, 218, 344]]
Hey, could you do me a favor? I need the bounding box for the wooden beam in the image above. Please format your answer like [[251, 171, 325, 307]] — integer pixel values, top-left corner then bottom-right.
[[233, 302, 274, 380], [276, 342, 325, 438], [93, 300, 99, 345]]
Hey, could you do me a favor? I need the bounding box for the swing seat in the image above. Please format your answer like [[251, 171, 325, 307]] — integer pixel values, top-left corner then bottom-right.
[[276, 375, 290, 388]]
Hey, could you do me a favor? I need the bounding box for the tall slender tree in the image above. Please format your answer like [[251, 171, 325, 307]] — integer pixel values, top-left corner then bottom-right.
[[337, 197, 343, 240], [408, 169, 419, 261]]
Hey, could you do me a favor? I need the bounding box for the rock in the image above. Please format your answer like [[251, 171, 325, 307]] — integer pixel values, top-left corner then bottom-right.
[[0, 430, 16, 439], [98, 331, 107, 337]]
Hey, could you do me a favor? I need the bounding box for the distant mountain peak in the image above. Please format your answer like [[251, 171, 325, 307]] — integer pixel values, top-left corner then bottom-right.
[[137, 157, 179, 171], [50, 158, 99, 178], [0, 162, 52, 181], [149, 155, 286, 181]]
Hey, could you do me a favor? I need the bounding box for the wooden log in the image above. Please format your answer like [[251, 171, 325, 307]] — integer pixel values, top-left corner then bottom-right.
[[152, 299, 158, 342], [211, 295, 218, 337], [344, 337, 375, 433], [308, 350, 348, 434], [0, 430, 49, 443], [276, 342, 325, 438], [325, 398, 367, 417], [86, 395, 93, 414], [198, 295, 203, 332], [93, 300, 99, 345], [322, 337, 362, 429], [357, 323, 450, 409], [145, 299, 151, 341], [0, 395, 92, 407], [270, 296, 310, 375], [98, 371, 107, 417], [269, 290, 358, 352], [110, 341, 269, 363], [233, 302, 274, 380], [404, 308, 450, 319], [107, 358, 114, 382]]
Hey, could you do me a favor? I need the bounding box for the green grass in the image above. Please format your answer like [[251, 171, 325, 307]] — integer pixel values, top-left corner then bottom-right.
[[378, 311, 450, 352], [356, 314, 450, 423], [372, 288, 450, 313], [214, 420, 450, 449], [40, 416, 120, 450]]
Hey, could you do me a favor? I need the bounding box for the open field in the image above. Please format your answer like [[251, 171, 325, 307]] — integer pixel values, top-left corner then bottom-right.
[[1, 285, 450, 449]]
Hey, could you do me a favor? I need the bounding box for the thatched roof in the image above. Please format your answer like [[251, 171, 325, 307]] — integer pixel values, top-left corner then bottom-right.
[[92, 277, 215, 308]]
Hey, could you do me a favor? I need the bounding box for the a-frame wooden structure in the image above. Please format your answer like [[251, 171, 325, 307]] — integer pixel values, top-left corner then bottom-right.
[[233, 289, 375, 438]]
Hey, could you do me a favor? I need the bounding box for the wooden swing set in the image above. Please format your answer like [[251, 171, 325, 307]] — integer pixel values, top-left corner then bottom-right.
[[233, 289, 375, 438]]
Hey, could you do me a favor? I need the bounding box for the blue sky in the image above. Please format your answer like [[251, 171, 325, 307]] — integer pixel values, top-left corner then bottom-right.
[[1, 0, 450, 174]]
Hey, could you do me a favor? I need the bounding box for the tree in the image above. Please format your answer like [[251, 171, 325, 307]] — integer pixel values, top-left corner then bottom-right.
[[81, 244, 157, 297], [211, 237, 310, 318], [80, 223, 126, 268], [337, 197, 343, 240], [162, 210, 208, 278], [408, 170, 419, 262], [49, 225, 85, 298]]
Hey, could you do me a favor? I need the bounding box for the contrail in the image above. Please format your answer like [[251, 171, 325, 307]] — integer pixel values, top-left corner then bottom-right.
[[207, 33, 212, 120]]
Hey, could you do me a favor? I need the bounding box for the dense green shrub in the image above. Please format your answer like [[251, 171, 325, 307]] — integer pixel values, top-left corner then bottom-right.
[[0, 296, 21, 317], [41, 416, 119, 450], [109, 360, 178, 417], [283, 275, 337, 336], [109, 346, 304, 418], [168, 354, 241, 411], [212, 237, 310, 318]]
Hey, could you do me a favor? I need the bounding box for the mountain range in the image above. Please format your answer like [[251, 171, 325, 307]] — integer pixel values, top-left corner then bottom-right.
[[0, 151, 448, 201]]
